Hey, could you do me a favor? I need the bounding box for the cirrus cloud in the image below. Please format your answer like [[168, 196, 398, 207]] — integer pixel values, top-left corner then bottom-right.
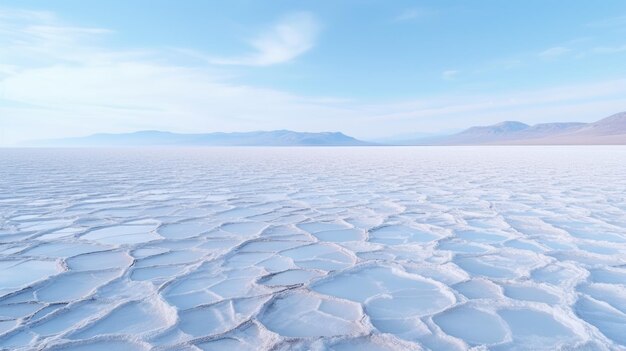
[[208, 12, 320, 66]]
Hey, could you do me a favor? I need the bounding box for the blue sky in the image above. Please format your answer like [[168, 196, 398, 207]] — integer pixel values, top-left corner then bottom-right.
[[1, 1, 626, 144]]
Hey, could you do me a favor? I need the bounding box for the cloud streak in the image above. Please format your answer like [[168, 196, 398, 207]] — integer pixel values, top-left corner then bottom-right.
[[591, 44, 626, 55], [208, 12, 320, 66], [442, 70, 459, 80], [393, 8, 432, 22], [538, 46, 571, 60]]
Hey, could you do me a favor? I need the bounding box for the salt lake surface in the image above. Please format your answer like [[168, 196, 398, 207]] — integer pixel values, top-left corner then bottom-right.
[[1, 147, 625, 350]]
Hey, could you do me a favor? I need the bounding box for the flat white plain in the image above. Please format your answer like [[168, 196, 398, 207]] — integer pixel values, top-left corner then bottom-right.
[[1, 146, 625, 350]]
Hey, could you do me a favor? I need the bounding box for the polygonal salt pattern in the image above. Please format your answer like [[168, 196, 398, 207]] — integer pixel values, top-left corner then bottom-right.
[[1, 146, 625, 350]]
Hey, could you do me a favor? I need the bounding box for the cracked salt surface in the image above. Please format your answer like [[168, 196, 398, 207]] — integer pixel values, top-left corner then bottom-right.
[[1, 146, 626, 350]]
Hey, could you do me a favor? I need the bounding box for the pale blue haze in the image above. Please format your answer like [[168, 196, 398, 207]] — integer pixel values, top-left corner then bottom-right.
[[1, 1, 626, 145]]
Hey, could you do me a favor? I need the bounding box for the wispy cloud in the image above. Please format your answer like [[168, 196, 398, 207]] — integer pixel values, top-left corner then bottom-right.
[[0, 8, 128, 66], [442, 70, 459, 80], [394, 8, 432, 22], [208, 12, 320, 66], [0, 8, 55, 22], [591, 44, 626, 54], [538, 46, 571, 60]]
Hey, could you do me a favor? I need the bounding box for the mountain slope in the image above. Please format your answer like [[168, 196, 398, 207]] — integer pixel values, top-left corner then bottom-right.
[[518, 112, 626, 145], [30, 130, 374, 147], [440, 121, 530, 144], [425, 112, 626, 145], [569, 112, 626, 136]]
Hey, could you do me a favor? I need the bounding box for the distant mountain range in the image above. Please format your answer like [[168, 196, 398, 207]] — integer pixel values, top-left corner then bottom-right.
[[26, 112, 626, 147], [30, 130, 374, 147], [409, 111, 626, 145]]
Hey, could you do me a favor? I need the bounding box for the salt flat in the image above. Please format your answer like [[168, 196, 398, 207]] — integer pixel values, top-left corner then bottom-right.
[[1, 146, 625, 350]]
